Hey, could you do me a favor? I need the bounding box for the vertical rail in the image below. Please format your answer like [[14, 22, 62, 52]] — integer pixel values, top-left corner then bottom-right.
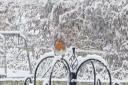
[[70, 72, 76, 85], [90, 61, 96, 85]]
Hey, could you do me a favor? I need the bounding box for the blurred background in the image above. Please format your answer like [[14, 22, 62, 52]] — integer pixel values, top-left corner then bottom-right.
[[0, 0, 128, 81]]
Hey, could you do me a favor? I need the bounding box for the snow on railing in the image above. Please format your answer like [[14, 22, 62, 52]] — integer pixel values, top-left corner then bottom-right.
[[77, 54, 108, 67]]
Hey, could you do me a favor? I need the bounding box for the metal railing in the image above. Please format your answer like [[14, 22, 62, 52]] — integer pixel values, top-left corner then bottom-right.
[[24, 47, 119, 85]]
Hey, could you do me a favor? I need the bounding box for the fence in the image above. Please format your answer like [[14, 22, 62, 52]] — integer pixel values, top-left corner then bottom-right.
[[24, 47, 120, 85]]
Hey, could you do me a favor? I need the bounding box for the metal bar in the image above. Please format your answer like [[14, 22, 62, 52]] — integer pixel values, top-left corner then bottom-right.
[[24, 77, 32, 85], [90, 61, 96, 85], [33, 56, 54, 85], [76, 59, 112, 85], [49, 58, 71, 85]]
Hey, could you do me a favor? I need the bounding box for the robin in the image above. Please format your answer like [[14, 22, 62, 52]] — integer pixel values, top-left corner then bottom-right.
[[54, 38, 66, 56]]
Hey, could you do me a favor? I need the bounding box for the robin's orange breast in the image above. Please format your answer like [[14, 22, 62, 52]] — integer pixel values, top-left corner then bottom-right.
[[55, 40, 65, 51]]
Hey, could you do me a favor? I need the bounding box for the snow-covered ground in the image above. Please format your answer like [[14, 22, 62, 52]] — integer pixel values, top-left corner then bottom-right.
[[6, 69, 30, 78]]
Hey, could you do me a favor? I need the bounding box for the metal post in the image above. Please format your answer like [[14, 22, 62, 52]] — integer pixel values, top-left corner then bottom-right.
[[70, 47, 77, 85], [70, 72, 76, 85], [72, 47, 75, 58]]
